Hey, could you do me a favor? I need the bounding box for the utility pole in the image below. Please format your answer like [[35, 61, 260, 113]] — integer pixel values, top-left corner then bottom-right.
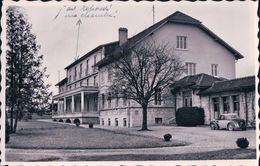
[[152, 5, 155, 25], [75, 18, 82, 61]]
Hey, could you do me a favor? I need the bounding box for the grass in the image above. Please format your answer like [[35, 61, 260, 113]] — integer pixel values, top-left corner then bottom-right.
[[6, 120, 188, 149], [67, 149, 256, 161]]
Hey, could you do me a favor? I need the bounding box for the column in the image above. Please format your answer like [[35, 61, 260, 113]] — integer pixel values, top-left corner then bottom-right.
[[72, 95, 75, 113], [81, 92, 85, 112], [57, 100, 60, 114], [64, 97, 67, 113]]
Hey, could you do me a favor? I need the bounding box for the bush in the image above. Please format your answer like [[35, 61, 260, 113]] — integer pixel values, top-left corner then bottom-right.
[[163, 133, 172, 141], [65, 119, 71, 123], [175, 107, 205, 126], [236, 137, 249, 149], [58, 119, 64, 122], [53, 119, 57, 122], [74, 119, 80, 127]]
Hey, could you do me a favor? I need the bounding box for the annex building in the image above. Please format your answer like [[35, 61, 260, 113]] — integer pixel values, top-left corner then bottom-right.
[[52, 11, 255, 127]]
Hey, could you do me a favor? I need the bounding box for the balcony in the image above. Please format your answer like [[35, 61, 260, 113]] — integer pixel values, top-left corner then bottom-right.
[[53, 83, 99, 100]]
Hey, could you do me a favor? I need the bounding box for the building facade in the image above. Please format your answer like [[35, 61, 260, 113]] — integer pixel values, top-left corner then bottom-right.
[[171, 74, 255, 126], [52, 11, 245, 127]]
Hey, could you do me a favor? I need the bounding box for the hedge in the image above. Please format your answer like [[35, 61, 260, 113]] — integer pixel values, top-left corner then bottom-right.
[[175, 107, 205, 126]]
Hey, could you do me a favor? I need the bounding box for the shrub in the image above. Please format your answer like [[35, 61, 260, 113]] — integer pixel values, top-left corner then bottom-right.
[[65, 119, 71, 123], [175, 107, 205, 126], [236, 137, 249, 149], [163, 133, 172, 142], [58, 119, 64, 122], [74, 119, 80, 127], [53, 119, 57, 122]]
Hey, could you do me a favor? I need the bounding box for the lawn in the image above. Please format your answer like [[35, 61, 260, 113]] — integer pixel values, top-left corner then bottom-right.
[[6, 120, 188, 149], [68, 149, 256, 161]]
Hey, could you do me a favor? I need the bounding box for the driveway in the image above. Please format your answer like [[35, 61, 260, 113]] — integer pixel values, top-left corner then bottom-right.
[[4, 120, 256, 162], [96, 125, 256, 149]]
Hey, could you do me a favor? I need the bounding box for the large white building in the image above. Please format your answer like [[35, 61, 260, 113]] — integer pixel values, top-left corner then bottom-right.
[[52, 11, 245, 127]]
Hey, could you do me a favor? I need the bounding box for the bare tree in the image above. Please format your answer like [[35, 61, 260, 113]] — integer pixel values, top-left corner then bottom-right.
[[109, 41, 185, 130]]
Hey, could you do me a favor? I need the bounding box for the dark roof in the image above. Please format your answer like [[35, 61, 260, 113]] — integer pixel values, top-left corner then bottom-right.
[[171, 73, 225, 90], [55, 78, 67, 86], [199, 76, 255, 95], [64, 41, 119, 70], [66, 11, 244, 70]]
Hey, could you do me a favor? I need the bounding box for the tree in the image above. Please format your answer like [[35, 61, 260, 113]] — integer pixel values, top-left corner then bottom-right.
[[6, 6, 52, 133], [109, 41, 185, 130]]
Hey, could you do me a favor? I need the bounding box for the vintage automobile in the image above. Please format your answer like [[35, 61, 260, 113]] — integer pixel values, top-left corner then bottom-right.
[[210, 113, 247, 131]]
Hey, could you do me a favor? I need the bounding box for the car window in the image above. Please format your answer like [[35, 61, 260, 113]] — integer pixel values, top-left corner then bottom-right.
[[226, 114, 239, 120], [219, 115, 225, 120]]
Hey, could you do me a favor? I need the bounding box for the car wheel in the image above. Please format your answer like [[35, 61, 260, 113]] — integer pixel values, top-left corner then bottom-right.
[[227, 123, 234, 131], [210, 123, 216, 130]]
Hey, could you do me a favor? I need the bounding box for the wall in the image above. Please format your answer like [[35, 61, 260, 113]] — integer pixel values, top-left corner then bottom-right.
[[143, 23, 236, 79], [100, 107, 175, 127], [201, 90, 255, 125]]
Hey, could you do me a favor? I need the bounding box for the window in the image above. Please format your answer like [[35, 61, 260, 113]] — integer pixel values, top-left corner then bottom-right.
[[222, 96, 230, 113], [211, 64, 218, 76], [154, 90, 162, 105], [86, 78, 89, 86], [123, 118, 127, 127], [86, 59, 89, 76], [212, 97, 220, 118], [86, 98, 90, 111], [135, 110, 139, 115], [94, 55, 97, 65], [79, 63, 82, 78], [101, 118, 104, 126], [177, 36, 187, 49], [107, 93, 111, 108], [94, 76, 97, 86], [93, 96, 98, 111], [115, 118, 118, 126], [108, 68, 112, 82], [186, 63, 196, 76], [115, 97, 119, 107], [155, 118, 163, 124], [101, 71, 104, 84], [123, 98, 127, 106], [183, 90, 192, 107], [232, 95, 240, 115], [69, 75, 71, 83], [101, 94, 105, 109], [74, 67, 77, 81], [108, 118, 111, 126]]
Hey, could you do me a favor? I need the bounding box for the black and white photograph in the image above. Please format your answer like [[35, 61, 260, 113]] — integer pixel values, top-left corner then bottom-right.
[[0, 1, 258, 165]]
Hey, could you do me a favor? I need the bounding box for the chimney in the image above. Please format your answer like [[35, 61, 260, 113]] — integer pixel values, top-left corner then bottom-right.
[[119, 27, 128, 46]]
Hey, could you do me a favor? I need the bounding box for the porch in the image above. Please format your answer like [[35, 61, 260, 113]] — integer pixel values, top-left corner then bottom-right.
[[52, 85, 99, 124]]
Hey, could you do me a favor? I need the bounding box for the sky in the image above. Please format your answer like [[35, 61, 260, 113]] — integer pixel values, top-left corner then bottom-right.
[[5, 1, 258, 95]]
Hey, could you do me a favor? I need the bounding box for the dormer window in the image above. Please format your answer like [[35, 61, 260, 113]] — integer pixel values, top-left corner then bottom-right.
[[177, 36, 187, 49]]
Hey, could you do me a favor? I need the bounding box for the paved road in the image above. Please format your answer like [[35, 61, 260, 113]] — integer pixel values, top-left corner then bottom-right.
[[4, 120, 256, 162]]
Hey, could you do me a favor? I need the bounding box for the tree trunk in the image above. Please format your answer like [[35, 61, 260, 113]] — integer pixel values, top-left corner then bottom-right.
[[141, 104, 149, 130], [10, 105, 14, 133], [13, 108, 19, 133]]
